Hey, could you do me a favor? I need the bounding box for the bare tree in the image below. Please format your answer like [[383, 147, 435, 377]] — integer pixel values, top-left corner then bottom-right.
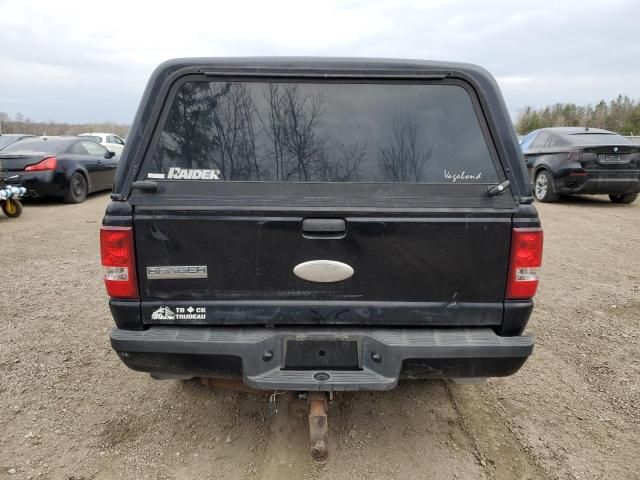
[[160, 81, 368, 182], [378, 114, 432, 182], [260, 84, 287, 181], [208, 83, 260, 180], [279, 85, 326, 181], [316, 140, 367, 182], [260, 84, 328, 181]]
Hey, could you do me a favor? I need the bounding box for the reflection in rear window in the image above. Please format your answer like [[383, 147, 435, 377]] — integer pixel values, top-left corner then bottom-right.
[[148, 81, 499, 184], [0, 139, 65, 154], [568, 133, 633, 145], [0, 137, 22, 149]]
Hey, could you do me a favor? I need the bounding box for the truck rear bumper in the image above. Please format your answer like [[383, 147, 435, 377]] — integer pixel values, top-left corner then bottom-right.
[[110, 326, 534, 391]]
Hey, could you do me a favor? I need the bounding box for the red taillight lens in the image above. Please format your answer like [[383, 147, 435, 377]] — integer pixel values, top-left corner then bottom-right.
[[25, 156, 57, 171], [100, 226, 138, 298], [506, 227, 543, 300]]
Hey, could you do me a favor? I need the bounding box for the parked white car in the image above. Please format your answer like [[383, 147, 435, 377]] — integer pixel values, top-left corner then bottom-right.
[[78, 132, 126, 155]]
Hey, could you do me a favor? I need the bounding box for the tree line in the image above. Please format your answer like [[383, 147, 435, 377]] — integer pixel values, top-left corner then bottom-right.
[[0, 112, 129, 138], [516, 95, 640, 136]]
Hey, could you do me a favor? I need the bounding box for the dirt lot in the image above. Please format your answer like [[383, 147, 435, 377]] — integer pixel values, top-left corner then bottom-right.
[[1, 193, 638, 480]]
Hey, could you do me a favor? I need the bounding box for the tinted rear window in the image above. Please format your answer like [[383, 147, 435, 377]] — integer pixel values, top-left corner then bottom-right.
[[147, 81, 499, 184], [0, 139, 66, 154], [568, 133, 633, 145], [0, 136, 22, 149]]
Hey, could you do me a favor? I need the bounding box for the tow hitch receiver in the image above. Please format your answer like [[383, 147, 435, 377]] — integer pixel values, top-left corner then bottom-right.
[[307, 392, 330, 463]]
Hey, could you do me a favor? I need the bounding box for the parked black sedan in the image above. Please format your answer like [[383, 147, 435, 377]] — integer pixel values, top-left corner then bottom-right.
[[521, 127, 640, 203], [0, 136, 118, 203]]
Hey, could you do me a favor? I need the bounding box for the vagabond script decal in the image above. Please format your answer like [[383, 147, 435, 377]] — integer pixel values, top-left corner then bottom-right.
[[444, 170, 483, 183]]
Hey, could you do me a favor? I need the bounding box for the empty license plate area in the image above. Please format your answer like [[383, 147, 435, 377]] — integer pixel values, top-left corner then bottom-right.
[[598, 153, 632, 164], [284, 339, 361, 370]]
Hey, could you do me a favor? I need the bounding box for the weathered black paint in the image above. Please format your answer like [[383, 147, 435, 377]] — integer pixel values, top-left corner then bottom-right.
[[136, 215, 511, 294]]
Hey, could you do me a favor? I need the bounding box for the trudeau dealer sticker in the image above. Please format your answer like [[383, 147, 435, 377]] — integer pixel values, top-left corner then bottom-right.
[[151, 306, 206, 321]]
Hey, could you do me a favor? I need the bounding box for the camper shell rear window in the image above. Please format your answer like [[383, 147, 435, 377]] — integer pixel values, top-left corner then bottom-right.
[[144, 79, 501, 184]]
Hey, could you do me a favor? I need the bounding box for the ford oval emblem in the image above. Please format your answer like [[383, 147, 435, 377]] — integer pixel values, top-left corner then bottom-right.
[[293, 260, 354, 283]]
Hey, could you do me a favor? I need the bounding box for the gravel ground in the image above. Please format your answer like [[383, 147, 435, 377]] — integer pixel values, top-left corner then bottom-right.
[[1, 192, 638, 480]]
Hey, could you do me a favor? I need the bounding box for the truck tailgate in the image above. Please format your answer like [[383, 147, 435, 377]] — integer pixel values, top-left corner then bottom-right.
[[134, 209, 511, 326]]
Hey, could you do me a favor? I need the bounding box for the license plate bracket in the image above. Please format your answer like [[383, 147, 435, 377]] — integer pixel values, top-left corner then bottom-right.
[[284, 340, 360, 370]]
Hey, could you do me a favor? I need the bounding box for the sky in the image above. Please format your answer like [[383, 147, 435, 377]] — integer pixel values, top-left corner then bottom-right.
[[1, 0, 639, 124]]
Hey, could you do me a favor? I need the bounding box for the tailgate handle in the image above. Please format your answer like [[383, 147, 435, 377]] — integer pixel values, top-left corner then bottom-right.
[[301, 219, 346, 239]]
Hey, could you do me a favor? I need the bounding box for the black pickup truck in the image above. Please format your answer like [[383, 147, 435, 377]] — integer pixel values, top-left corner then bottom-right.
[[103, 58, 542, 393]]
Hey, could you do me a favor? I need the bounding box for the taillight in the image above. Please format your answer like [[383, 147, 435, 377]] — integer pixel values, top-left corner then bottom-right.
[[567, 150, 596, 163], [506, 227, 543, 300], [25, 156, 57, 171], [100, 226, 138, 298]]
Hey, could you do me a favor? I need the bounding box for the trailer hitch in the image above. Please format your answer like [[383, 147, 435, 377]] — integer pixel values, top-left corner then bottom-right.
[[200, 379, 332, 463], [307, 392, 330, 463]]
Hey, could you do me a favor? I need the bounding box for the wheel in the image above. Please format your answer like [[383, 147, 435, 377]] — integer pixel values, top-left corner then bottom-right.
[[534, 170, 559, 203], [2, 199, 23, 218], [64, 172, 88, 203], [609, 192, 638, 204]]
